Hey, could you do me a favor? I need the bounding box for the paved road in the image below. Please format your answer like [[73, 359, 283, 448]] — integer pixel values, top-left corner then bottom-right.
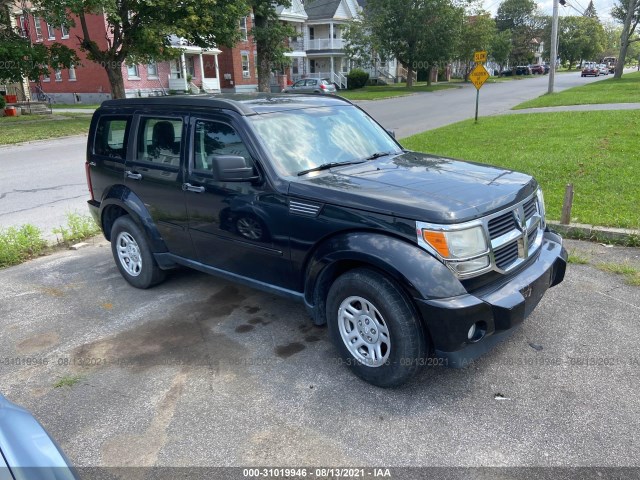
[[0, 136, 88, 241], [361, 72, 608, 138], [0, 72, 611, 240], [0, 238, 639, 471]]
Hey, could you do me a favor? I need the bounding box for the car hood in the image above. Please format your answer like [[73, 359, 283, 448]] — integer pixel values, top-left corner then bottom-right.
[[289, 151, 537, 223]]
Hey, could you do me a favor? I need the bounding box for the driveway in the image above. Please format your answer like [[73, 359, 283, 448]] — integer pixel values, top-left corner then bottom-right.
[[1, 238, 639, 473]]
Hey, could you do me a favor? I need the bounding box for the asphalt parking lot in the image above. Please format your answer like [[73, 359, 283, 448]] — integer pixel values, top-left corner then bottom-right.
[[1, 237, 639, 474]]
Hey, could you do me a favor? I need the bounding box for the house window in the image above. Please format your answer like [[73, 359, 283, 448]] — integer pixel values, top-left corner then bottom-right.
[[61, 24, 69, 39], [240, 17, 248, 41], [33, 16, 43, 41], [241, 53, 250, 78], [54, 69, 62, 81], [309, 27, 314, 40], [46, 22, 55, 39], [147, 62, 158, 78], [18, 16, 28, 37], [42, 72, 50, 82], [127, 64, 140, 78], [68, 64, 76, 81]]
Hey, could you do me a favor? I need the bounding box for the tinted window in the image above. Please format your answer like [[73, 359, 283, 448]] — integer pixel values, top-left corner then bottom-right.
[[306, 80, 317, 86], [193, 120, 252, 173], [94, 116, 130, 160], [136, 117, 183, 166]]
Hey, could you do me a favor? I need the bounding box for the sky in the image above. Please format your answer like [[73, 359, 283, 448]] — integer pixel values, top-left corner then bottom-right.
[[482, 0, 619, 23]]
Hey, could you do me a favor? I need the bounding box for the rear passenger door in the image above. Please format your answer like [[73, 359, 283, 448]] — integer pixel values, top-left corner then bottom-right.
[[124, 114, 194, 258]]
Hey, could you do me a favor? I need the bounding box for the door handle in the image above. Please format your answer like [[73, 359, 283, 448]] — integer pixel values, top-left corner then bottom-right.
[[88, 161, 96, 167], [182, 183, 205, 193], [125, 171, 142, 180]]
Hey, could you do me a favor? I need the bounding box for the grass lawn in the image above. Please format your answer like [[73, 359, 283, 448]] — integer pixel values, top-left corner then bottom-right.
[[339, 82, 459, 101], [514, 71, 640, 109], [0, 113, 91, 145], [401, 110, 640, 230], [51, 103, 101, 109]]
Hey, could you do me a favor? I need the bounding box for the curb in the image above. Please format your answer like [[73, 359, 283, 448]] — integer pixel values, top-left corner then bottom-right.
[[548, 221, 640, 246]]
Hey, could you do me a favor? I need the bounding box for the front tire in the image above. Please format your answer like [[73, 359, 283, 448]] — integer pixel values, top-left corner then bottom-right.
[[326, 268, 428, 387], [110, 215, 166, 289]]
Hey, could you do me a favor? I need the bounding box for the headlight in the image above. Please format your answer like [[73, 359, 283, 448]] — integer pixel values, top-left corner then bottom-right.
[[417, 223, 490, 277], [421, 226, 487, 259]]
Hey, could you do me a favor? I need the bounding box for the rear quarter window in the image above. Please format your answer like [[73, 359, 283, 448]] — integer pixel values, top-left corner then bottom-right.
[[94, 116, 131, 160]]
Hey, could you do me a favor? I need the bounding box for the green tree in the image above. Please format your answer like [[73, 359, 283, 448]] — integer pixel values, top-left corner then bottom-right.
[[542, 16, 605, 68], [0, 1, 78, 83], [32, 0, 249, 98], [584, 0, 598, 18], [495, 0, 544, 65], [359, 0, 462, 88], [251, 1, 296, 92], [458, 11, 496, 81], [490, 29, 512, 70], [611, 0, 640, 77]]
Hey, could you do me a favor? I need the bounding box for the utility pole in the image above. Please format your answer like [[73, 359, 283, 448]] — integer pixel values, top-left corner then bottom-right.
[[548, 0, 559, 93]]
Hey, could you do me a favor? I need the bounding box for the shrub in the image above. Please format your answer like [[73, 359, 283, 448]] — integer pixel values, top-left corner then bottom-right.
[[0, 224, 47, 268], [347, 69, 369, 90], [53, 212, 101, 244], [0, 95, 6, 110]]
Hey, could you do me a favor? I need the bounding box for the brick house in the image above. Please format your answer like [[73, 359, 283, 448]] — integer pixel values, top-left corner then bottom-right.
[[8, 3, 221, 103]]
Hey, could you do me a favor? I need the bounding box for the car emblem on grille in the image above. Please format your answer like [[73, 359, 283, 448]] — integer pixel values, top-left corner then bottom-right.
[[513, 206, 527, 232]]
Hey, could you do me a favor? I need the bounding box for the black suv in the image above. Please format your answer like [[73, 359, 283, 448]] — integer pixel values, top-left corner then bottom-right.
[[86, 95, 566, 387]]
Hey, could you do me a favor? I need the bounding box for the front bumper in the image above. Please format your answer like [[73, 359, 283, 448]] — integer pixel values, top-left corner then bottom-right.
[[415, 230, 567, 367]]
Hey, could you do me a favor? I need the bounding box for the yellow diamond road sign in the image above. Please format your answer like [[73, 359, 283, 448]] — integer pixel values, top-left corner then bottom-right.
[[470, 64, 490, 90]]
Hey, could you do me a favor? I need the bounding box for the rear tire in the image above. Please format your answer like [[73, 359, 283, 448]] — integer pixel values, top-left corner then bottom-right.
[[110, 215, 166, 289], [326, 268, 428, 387]]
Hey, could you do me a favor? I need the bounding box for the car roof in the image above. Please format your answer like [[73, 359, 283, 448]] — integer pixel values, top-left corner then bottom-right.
[[100, 93, 353, 116]]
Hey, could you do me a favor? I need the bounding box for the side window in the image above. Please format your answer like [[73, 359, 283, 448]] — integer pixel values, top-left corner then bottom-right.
[[306, 79, 317, 86], [193, 120, 253, 174], [94, 116, 130, 160], [136, 117, 183, 166]]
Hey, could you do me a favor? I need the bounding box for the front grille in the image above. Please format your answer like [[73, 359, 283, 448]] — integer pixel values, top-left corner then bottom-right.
[[494, 242, 519, 270], [418, 191, 545, 279], [488, 212, 515, 239], [524, 197, 537, 219]]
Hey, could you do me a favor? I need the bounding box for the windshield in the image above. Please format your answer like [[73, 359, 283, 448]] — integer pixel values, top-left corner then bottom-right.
[[248, 105, 401, 177]]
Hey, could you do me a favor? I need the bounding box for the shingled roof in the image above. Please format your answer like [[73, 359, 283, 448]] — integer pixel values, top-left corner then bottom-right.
[[304, 0, 342, 20]]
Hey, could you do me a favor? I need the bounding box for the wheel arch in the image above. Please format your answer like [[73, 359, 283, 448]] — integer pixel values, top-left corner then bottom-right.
[[99, 185, 168, 253], [303, 231, 466, 325]]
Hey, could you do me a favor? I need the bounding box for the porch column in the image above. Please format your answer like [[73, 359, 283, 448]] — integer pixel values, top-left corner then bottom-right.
[[330, 56, 335, 83], [180, 52, 188, 85], [199, 53, 205, 86], [330, 22, 334, 49], [214, 54, 220, 83]]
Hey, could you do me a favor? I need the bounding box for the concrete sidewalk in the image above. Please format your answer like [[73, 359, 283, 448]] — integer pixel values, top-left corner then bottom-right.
[[507, 102, 640, 115]]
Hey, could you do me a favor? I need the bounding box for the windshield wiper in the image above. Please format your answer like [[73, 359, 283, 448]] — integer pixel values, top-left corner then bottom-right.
[[297, 160, 367, 176], [364, 151, 395, 161]]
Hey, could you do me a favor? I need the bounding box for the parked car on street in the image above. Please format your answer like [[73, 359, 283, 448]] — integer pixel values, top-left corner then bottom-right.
[[529, 64, 545, 74], [282, 78, 336, 94], [598, 64, 609, 75], [581, 62, 600, 77], [86, 94, 567, 387], [515, 65, 532, 75]]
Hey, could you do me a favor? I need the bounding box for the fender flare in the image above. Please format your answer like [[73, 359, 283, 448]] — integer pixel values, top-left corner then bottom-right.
[[303, 231, 466, 322], [99, 184, 168, 253]]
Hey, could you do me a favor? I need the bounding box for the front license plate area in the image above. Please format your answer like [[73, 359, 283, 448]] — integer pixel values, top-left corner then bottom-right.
[[521, 268, 552, 317]]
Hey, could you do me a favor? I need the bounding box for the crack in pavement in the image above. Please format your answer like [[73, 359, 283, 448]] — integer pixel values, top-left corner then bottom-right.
[[0, 183, 86, 200], [0, 194, 88, 216]]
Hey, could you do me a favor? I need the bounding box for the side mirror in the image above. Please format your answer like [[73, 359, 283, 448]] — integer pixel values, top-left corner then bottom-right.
[[210, 155, 258, 182], [386, 129, 396, 138]]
